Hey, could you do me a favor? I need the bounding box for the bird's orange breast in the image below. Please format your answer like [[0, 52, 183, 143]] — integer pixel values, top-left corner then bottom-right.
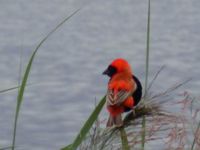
[[108, 72, 134, 91]]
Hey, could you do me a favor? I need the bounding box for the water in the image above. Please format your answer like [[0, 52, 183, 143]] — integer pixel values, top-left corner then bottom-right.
[[0, 0, 200, 149]]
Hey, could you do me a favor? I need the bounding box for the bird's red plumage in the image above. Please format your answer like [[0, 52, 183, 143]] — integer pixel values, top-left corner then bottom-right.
[[104, 58, 137, 127]]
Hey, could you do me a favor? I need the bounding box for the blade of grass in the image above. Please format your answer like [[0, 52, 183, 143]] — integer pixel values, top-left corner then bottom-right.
[[120, 127, 130, 150], [144, 0, 151, 98], [11, 8, 81, 150], [142, 0, 151, 150], [18, 49, 23, 87], [147, 65, 165, 91], [141, 115, 146, 150], [61, 96, 106, 150], [0, 86, 22, 94], [0, 83, 38, 94]]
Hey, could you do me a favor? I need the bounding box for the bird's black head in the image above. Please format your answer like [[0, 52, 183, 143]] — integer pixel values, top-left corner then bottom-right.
[[102, 65, 117, 77]]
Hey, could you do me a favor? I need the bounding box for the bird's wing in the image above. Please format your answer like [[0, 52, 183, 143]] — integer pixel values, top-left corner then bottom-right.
[[106, 88, 133, 106]]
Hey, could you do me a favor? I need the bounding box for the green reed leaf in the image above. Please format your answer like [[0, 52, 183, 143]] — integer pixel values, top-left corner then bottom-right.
[[11, 8, 81, 150]]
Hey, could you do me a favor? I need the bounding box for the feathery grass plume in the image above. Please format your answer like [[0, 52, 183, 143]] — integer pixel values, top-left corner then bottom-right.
[[11, 9, 81, 150], [189, 93, 200, 150], [191, 121, 200, 150], [76, 65, 199, 150]]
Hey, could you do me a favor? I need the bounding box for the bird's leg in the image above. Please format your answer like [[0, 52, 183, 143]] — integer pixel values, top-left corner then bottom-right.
[[114, 114, 123, 127]]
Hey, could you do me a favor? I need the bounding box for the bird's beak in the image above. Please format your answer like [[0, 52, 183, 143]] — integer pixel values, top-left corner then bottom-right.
[[102, 68, 109, 75]]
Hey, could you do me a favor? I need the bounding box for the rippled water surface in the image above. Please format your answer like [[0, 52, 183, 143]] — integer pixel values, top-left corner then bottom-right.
[[0, 0, 200, 149]]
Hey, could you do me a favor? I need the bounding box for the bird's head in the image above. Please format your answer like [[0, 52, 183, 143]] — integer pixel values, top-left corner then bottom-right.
[[103, 58, 132, 77]]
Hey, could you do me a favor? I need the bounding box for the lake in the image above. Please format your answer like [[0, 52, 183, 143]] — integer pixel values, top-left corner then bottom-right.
[[0, 0, 200, 149]]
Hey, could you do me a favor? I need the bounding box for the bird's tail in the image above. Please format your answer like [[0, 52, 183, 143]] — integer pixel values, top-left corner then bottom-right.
[[106, 114, 123, 127]]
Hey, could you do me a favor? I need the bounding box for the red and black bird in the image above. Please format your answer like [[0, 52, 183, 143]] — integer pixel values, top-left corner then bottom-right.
[[103, 58, 142, 127]]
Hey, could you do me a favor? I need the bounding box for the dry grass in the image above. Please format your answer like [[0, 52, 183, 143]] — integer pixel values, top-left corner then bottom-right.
[[78, 78, 200, 150]]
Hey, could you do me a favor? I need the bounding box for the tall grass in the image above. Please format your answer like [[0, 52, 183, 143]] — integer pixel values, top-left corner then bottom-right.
[[144, 0, 151, 97], [141, 0, 151, 149], [11, 8, 81, 150]]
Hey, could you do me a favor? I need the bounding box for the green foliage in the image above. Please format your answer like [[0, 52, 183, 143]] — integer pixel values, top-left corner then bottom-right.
[[12, 45, 37, 150]]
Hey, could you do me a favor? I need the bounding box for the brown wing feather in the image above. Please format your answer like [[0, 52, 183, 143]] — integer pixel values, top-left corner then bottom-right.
[[106, 89, 133, 106]]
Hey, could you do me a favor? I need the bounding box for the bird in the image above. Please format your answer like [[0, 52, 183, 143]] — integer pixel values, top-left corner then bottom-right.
[[103, 58, 142, 127]]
